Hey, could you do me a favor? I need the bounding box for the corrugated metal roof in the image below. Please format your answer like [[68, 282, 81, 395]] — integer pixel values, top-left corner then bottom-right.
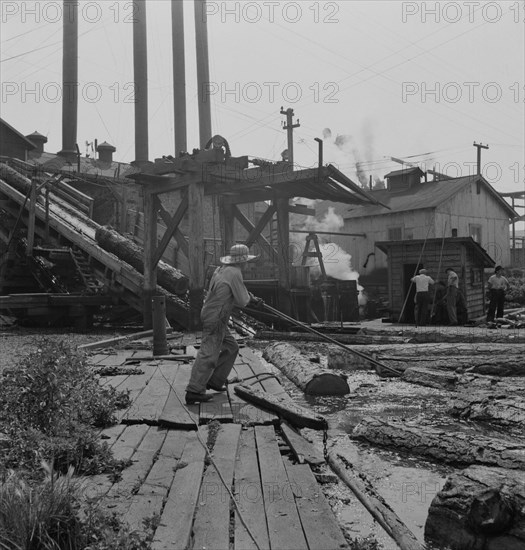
[[343, 175, 516, 218]]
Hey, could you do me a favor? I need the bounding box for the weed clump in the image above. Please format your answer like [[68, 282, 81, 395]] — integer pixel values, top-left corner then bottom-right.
[[0, 338, 129, 478]]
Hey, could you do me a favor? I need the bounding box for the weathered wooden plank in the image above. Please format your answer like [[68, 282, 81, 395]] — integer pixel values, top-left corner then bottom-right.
[[234, 428, 271, 550], [199, 389, 233, 424], [285, 462, 347, 550], [122, 365, 177, 424], [255, 425, 308, 550], [239, 347, 290, 399], [158, 365, 199, 429], [123, 432, 188, 533], [235, 385, 328, 431], [151, 429, 207, 550], [144, 431, 187, 489], [192, 424, 242, 550], [104, 427, 168, 515], [281, 422, 325, 466], [111, 424, 150, 463], [228, 362, 278, 426]]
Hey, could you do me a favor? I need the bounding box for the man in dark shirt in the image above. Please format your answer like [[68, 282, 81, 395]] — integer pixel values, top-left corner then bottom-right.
[[185, 244, 260, 404]]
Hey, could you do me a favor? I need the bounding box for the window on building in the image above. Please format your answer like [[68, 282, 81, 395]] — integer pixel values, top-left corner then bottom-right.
[[469, 224, 482, 244], [387, 226, 403, 240], [405, 228, 414, 240]]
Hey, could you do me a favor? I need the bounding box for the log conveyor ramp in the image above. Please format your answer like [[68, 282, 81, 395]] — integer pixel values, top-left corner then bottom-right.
[[0, 161, 189, 327]]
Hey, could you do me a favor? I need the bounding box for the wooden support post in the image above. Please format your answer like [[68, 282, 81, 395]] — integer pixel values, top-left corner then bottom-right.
[[188, 180, 205, 329], [232, 205, 279, 264], [143, 191, 157, 329], [152, 296, 169, 356], [221, 200, 235, 253], [152, 194, 188, 267], [276, 197, 291, 315], [26, 177, 37, 256], [44, 185, 50, 239]]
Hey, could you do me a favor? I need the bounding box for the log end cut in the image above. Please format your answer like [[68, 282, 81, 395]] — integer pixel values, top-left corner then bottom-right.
[[305, 373, 350, 396]]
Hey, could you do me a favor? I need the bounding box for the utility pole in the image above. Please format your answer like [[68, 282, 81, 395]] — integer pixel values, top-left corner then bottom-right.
[[280, 107, 300, 165], [473, 142, 489, 175]]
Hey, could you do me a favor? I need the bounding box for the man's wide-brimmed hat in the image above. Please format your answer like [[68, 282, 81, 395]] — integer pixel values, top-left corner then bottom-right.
[[220, 244, 258, 265]]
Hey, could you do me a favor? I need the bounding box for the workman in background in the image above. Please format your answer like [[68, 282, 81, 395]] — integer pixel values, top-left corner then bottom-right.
[[445, 267, 459, 326], [185, 244, 262, 404], [486, 265, 510, 324], [411, 268, 435, 327]]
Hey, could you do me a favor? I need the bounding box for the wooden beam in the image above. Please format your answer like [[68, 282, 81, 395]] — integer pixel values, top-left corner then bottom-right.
[[245, 203, 276, 248], [156, 198, 189, 260], [26, 177, 37, 256], [220, 198, 235, 253], [187, 181, 205, 329], [275, 197, 291, 315], [232, 205, 278, 264], [142, 191, 157, 329], [152, 195, 188, 267], [288, 204, 315, 216]]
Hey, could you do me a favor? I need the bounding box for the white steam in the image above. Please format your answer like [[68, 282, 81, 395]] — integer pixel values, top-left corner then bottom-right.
[[290, 207, 366, 306]]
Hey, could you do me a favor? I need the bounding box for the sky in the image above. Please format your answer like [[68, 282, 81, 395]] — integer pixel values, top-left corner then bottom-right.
[[1, 0, 524, 206]]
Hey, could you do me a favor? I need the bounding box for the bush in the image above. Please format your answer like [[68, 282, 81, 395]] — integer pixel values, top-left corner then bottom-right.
[[0, 339, 129, 478]]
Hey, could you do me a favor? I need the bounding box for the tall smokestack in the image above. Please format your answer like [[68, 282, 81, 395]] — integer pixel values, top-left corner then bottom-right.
[[194, 0, 212, 148], [172, 0, 187, 155], [133, 0, 149, 166], [58, 0, 78, 160]]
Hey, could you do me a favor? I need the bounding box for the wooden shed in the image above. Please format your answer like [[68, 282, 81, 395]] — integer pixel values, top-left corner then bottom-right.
[[376, 237, 495, 323]]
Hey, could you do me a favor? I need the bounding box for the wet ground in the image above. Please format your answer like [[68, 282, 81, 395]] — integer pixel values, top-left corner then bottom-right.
[[251, 344, 454, 548]]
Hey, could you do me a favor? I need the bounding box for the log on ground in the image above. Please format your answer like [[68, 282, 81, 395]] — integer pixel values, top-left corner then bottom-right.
[[256, 330, 411, 345], [95, 226, 188, 295], [328, 451, 424, 550], [233, 384, 328, 430], [328, 349, 525, 376], [402, 367, 458, 390], [425, 465, 525, 550], [449, 390, 525, 428], [263, 342, 350, 395], [352, 416, 525, 469]]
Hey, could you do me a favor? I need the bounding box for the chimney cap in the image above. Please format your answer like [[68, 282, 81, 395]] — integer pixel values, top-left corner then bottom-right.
[[97, 141, 116, 152]]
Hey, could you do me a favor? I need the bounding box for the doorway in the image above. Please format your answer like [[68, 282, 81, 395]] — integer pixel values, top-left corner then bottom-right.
[[401, 263, 419, 323]]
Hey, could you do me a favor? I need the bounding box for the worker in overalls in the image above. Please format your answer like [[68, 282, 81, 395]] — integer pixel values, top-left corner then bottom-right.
[[486, 265, 509, 324], [185, 244, 261, 404]]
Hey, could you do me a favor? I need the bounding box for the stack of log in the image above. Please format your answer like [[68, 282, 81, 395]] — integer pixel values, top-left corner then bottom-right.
[[95, 227, 188, 295]]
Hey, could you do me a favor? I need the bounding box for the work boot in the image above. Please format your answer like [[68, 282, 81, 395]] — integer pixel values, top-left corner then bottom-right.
[[206, 382, 228, 392], [185, 391, 213, 404]]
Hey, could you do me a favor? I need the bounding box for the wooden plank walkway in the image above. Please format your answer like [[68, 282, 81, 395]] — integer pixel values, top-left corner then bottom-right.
[[83, 337, 348, 549]]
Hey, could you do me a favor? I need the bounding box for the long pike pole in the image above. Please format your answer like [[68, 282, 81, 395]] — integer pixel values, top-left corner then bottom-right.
[[260, 303, 403, 377]]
